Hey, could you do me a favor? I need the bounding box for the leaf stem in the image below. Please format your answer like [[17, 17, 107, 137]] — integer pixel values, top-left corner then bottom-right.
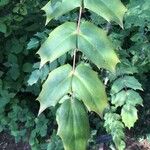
[[72, 6, 82, 73]]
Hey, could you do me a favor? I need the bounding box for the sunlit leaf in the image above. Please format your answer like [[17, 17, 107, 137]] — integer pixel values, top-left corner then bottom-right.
[[37, 21, 119, 71], [84, 0, 127, 27], [56, 99, 90, 150], [104, 112, 125, 150], [37, 64, 72, 114], [27, 38, 39, 50], [79, 21, 120, 71], [125, 90, 143, 106], [112, 90, 127, 107], [37, 22, 76, 68], [42, 0, 82, 24], [28, 70, 41, 86], [112, 89, 143, 108], [38, 63, 108, 116], [73, 64, 108, 116], [121, 104, 138, 129], [111, 76, 143, 94], [43, 0, 127, 27]]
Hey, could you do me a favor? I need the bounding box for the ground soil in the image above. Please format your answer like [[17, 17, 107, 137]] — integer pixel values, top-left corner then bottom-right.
[[0, 132, 150, 150], [0, 132, 30, 150], [126, 136, 150, 150]]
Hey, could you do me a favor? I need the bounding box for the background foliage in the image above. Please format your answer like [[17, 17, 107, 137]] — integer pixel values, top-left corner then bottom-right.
[[0, 0, 149, 149]]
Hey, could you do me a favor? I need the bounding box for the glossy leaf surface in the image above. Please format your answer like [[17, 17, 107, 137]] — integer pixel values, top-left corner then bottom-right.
[[42, 0, 82, 24], [37, 21, 119, 71], [38, 63, 108, 116], [121, 104, 138, 129], [37, 22, 76, 68], [126, 90, 143, 106], [79, 21, 120, 71], [42, 0, 127, 27], [56, 99, 90, 150], [37, 64, 72, 114], [84, 0, 127, 27], [73, 64, 108, 116]]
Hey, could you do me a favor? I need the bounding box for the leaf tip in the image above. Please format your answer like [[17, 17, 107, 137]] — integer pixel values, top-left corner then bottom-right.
[[38, 103, 46, 116], [36, 51, 47, 69], [119, 21, 124, 29], [45, 19, 50, 26]]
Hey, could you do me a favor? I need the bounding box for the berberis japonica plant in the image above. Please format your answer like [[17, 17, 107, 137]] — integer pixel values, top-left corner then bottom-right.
[[35, 1, 143, 150]]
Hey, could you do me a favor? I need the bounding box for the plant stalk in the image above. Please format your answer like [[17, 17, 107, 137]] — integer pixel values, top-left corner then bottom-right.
[[72, 6, 82, 73]]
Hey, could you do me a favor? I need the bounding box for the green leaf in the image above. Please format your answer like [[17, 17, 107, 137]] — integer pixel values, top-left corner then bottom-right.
[[0, 90, 15, 108], [0, 22, 7, 33], [79, 21, 120, 71], [112, 90, 143, 108], [42, 0, 126, 27], [40, 65, 50, 82], [27, 38, 39, 50], [37, 22, 76, 68], [28, 63, 50, 84], [112, 90, 127, 107], [126, 90, 143, 106], [8, 53, 17, 64], [38, 63, 108, 116], [104, 112, 125, 150], [38, 21, 119, 71], [84, 0, 127, 27], [0, 0, 9, 7], [0, 71, 3, 78], [28, 70, 41, 86], [23, 63, 32, 73], [8, 64, 20, 80], [121, 104, 138, 129], [73, 64, 108, 116], [42, 0, 82, 24], [10, 39, 23, 54], [112, 62, 138, 79], [47, 132, 63, 150], [111, 76, 143, 94], [56, 99, 90, 150], [115, 140, 126, 150], [37, 64, 72, 114]]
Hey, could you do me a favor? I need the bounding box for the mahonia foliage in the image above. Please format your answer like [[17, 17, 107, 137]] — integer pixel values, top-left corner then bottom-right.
[[111, 73, 143, 129], [103, 62, 144, 149], [104, 111, 125, 150], [36, 0, 127, 150]]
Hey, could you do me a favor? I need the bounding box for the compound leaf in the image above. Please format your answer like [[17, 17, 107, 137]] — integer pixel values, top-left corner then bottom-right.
[[72, 64, 108, 116], [104, 112, 125, 150], [37, 64, 72, 114], [56, 99, 90, 150], [121, 104, 138, 129], [84, 0, 127, 27]]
